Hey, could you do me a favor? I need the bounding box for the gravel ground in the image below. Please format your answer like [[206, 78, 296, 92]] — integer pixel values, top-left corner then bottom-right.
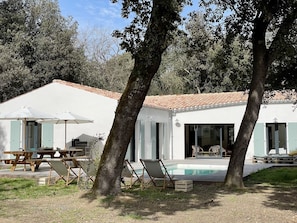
[[1, 182, 297, 223]]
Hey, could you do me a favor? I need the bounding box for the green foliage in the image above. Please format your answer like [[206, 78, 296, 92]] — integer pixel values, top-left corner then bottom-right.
[[0, 44, 32, 102], [96, 53, 133, 93], [25, 0, 85, 87], [1, 0, 294, 99], [112, 0, 190, 56], [182, 12, 252, 93], [0, 0, 86, 102], [0, 0, 26, 44], [199, 0, 297, 188], [245, 167, 297, 187], [95, 1, 294, 95], [200, 0, 297, 91], [267, 54, 297, 90], [93, 0, 192, 196], [149, 11, 252, 95], [0, 177, 78, 200]]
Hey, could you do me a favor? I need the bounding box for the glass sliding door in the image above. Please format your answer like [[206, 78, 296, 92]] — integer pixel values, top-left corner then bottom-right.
[[266, 123, 287, 154], [185, 124, 234, 158], [26, 121, 41, 150]]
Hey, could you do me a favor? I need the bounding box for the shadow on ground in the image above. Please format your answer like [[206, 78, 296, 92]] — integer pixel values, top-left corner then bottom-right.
[[79, 180, 297, 221], [80, 182, 240, 220]]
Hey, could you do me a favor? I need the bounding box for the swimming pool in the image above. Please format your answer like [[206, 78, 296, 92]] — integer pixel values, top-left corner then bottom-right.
[[165, 164, 227, 176], [137, 164, 227, 176]]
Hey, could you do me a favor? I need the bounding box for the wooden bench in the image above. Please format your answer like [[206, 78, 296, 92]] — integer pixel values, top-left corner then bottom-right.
[[0, 159, 15, 164], [252, 156, 269, 163], [24, 159, 43, 171], [270, 156, 293, 164], [253, 155, 294, 164], [0, 158, 42, 171]]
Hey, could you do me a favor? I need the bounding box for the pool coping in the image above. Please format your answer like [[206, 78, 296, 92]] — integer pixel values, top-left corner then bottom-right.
[[0, 158, 294, 182], [131, 158, 295, 182]]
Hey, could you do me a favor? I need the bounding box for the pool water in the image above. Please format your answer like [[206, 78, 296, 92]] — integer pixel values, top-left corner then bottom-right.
[[137, 164, 227, 176], [166, 164, 227, 176]]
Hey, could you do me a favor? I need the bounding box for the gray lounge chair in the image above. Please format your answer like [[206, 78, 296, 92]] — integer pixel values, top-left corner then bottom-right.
[[140, 159, 174, 189], [121, 159, 142, 188], [77, 159, 97, 183], [47, 159, 78, 185]]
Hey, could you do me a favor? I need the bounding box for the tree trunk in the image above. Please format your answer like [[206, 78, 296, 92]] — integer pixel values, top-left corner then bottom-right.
[[224, 16, 270, 188], [92, 0, 182, 196]]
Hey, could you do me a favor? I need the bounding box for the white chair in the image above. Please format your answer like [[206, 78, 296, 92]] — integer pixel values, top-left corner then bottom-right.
[[192, 145, 203, 157], [209, 145, 226, 156]]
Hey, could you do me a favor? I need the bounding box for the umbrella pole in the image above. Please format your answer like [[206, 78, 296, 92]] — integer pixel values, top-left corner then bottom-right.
[[64, 121, 67, 149], [22, 120, 26, 151]]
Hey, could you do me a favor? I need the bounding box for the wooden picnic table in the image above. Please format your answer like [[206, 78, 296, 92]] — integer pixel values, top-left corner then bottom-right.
[[31, 149, 57, 169], [3, 151, 38, 172], [37, 149, 57, 159], [58, 148, 83, 158]]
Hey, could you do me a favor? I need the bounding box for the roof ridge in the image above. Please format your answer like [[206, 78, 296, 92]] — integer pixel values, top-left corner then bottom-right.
[[52, 79, 122, 100], [52, 80, 296, 111]]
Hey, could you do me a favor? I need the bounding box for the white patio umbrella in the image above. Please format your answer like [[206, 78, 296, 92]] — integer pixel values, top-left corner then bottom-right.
[[0, 106, 55, 150], [41, 111, 93, 149]]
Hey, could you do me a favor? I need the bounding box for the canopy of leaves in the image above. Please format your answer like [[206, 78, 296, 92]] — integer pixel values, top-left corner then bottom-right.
[[112, 0, 190, 56], [200, 0, 297, 91], [0, 0, 86, 102], [148, 11, 252, 94]]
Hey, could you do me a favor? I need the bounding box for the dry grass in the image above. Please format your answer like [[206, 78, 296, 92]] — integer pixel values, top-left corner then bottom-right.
[[1, 181, 297, 223]]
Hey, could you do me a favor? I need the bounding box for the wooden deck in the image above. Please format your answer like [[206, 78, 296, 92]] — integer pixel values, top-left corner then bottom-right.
[[253, 155, 297, 164]]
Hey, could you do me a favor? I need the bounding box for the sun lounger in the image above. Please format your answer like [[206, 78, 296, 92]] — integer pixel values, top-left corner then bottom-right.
[[140, 159, 174, 189], [77, 159, 97, 183], [121, 159, 142, 188], [47, 159, 79, 185]]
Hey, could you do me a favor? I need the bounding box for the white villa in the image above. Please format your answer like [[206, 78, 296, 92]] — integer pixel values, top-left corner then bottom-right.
[[0, 79, 297, 161]]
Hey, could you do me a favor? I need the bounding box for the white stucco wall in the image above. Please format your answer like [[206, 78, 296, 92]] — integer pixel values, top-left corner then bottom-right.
[[172, 105, 246, 159], [257, 103, 297, 155], [0, 82, 118, 153], [258, 103, 297, 123], [0, 82, 173, 161], [2, 80, 297, 162], [171, 102, 297, 160]]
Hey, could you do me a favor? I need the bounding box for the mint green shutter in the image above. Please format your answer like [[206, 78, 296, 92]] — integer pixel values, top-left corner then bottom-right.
[[288, 123, 297, 152], [42, 123, 53, 147], [10, 121, 21, 151], [140, 121, 145, 158], [254, 123, 265, 156], [151, 122, 157, 159]]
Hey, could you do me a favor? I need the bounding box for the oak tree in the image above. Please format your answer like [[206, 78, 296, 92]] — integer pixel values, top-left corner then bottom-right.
[[201, 0, 297, 187], [92, 0, 188, 195]]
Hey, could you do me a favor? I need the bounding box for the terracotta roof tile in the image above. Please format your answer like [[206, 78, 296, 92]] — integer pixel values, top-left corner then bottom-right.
[[53, 80, 296, 111], [53, 79, 121, 100], [144, 92, 249, 110]]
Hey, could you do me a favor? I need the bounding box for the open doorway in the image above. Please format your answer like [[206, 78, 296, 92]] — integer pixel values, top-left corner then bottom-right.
[[266, 123, 287, 154], [26, 121, 41, 149], [185, 124, 234, 158]]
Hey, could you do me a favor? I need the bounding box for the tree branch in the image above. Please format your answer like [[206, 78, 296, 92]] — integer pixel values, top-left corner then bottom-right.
[[267, 6, 297, 64]]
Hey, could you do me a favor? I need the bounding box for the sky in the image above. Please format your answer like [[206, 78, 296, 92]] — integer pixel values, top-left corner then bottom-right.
[[58, 0, 199, 32], [58, 0, 126, 31]]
